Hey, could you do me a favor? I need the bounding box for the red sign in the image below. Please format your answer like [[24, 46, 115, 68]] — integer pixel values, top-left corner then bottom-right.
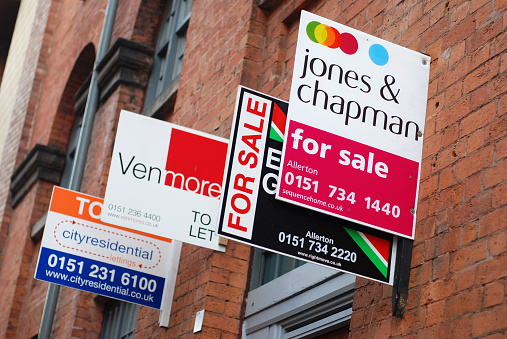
[[165, 128, 228, 198], [277, 121, 419, 238]]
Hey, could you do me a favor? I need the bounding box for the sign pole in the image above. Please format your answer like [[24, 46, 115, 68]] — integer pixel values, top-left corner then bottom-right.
[[392, 237, 413, 317]]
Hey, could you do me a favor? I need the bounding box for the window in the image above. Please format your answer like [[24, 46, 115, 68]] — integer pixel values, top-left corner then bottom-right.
[[100, 300, 139, 339], [144, 0, 193, 109], [250, 249, 306, 289], [59, 114, 83, 187]]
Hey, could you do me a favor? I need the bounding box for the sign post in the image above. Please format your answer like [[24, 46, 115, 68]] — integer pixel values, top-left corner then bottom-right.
[[218, 86, 398, 284], [35, 187, 177, 309], [276, 11, 431, 239]]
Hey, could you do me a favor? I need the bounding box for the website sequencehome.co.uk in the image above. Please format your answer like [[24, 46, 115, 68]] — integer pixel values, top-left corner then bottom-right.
[[282, 188, 343, 211]]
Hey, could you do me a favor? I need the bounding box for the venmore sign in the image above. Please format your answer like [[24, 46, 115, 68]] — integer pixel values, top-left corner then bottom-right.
[[102, 111, 227, 251], [35, 187, 177, 309], [276, 11, 431, 239], [218, 87, 397, 284]]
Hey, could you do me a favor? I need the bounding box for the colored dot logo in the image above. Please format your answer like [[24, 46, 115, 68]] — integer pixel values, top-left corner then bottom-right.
[[306, 21, 389, 66]]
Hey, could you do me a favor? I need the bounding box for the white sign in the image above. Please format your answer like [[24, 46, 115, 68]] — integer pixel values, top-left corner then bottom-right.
[[102, 111, 227, 251], [35, 187, 176, 309], [276, 11, 431, 239]]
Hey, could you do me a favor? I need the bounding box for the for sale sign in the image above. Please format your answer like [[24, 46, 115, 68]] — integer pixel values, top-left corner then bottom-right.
[[35, 187, 176, 309], [276, 11, 431, 239], [101, 111, 227, 251], [218, 87, 397, 284]]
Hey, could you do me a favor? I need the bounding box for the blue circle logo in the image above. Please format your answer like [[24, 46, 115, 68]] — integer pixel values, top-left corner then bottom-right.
[[369, 44, 389, 66]]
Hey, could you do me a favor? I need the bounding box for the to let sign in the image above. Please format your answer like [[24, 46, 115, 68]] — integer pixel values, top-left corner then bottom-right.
[[101, 111, 227, 251], [276, 11, 431, 239], [35, 187, 176, 309]]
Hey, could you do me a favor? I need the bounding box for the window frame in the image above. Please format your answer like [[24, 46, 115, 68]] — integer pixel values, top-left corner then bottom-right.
[[244, 264, 355, 338], [143, 0, 192, 113]]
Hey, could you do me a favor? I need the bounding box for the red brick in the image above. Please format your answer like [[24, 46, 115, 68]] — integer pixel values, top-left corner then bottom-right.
[[484, 280, 505, 307], [432, 184, 463, 213], [489, 229, 507, 256], [464, 172, 482, 200], [439, 166, 456, 190], [469, 16, 503, 52], [484, 160, 507, 188], [449, 40, 467, 67], [425, 300, 445, 327], [421, 275, 456, 304], [477, 253, 507, 284], [470, 84, 489, 110], [432, 253, 450, 280], [452, 191, 492, 226], [410, 261, 432, 286], [460, 102, 496, 136], [461, 220, 479, 245], [464, 57, 500, 94], [456, 266, 477, 291], [452, 315, 473, 339], [450, 239, 488, 271], [457, 144, 495, 180], [496, 133, 507, 160], [466, 128, 485, 153], [486, 114, 507, 143], [471, 304, 507, 336], [419, 175, 439, 200], [481, 205, 507, 236], [442, 123, 459, 148], [490, 73, 507, 103], [444, 287, 484, 320], [442, 15, 476, 50], [421, 16, 449, 49], [439, 57, 473, 94], [470, 0, 492, 13], [436, 95, 470, 131]]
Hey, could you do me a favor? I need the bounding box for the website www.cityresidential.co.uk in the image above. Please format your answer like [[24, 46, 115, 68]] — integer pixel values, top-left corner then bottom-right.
[[44, 270, 154, 303]]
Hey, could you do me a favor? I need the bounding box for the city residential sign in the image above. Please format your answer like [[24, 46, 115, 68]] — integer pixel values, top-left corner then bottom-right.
[[218, 87, 397, 284], [101, 111, 227, 251], [276, 11, 431, 239], [35, 187, 176, 309]]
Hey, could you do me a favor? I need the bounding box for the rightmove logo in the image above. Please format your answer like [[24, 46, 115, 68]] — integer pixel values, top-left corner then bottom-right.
[[306, 21, 389, 66]]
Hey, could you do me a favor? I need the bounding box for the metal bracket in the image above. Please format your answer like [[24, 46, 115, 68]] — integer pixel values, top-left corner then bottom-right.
[[392, 237, 413, 317]]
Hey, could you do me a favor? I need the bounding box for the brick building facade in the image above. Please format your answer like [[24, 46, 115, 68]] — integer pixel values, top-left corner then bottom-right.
[[0, 0, 505, 338]]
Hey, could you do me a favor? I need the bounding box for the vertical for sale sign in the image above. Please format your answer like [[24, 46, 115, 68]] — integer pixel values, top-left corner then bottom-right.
[[276, 11, 431, 239]]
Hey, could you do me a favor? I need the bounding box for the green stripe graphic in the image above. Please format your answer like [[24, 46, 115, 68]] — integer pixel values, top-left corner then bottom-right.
[[269, 126, 283, 142], [344, 227, 387, 278]]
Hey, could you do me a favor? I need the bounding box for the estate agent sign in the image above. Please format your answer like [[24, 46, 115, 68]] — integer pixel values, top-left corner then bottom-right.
[[35, 187, 176, 309], [102, 111, 227, 251], [276, 11, 431, 239], [218, 87, 397, 284]]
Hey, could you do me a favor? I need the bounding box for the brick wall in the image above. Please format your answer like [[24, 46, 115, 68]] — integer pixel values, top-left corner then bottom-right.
[[347, 0, 507, 337]]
